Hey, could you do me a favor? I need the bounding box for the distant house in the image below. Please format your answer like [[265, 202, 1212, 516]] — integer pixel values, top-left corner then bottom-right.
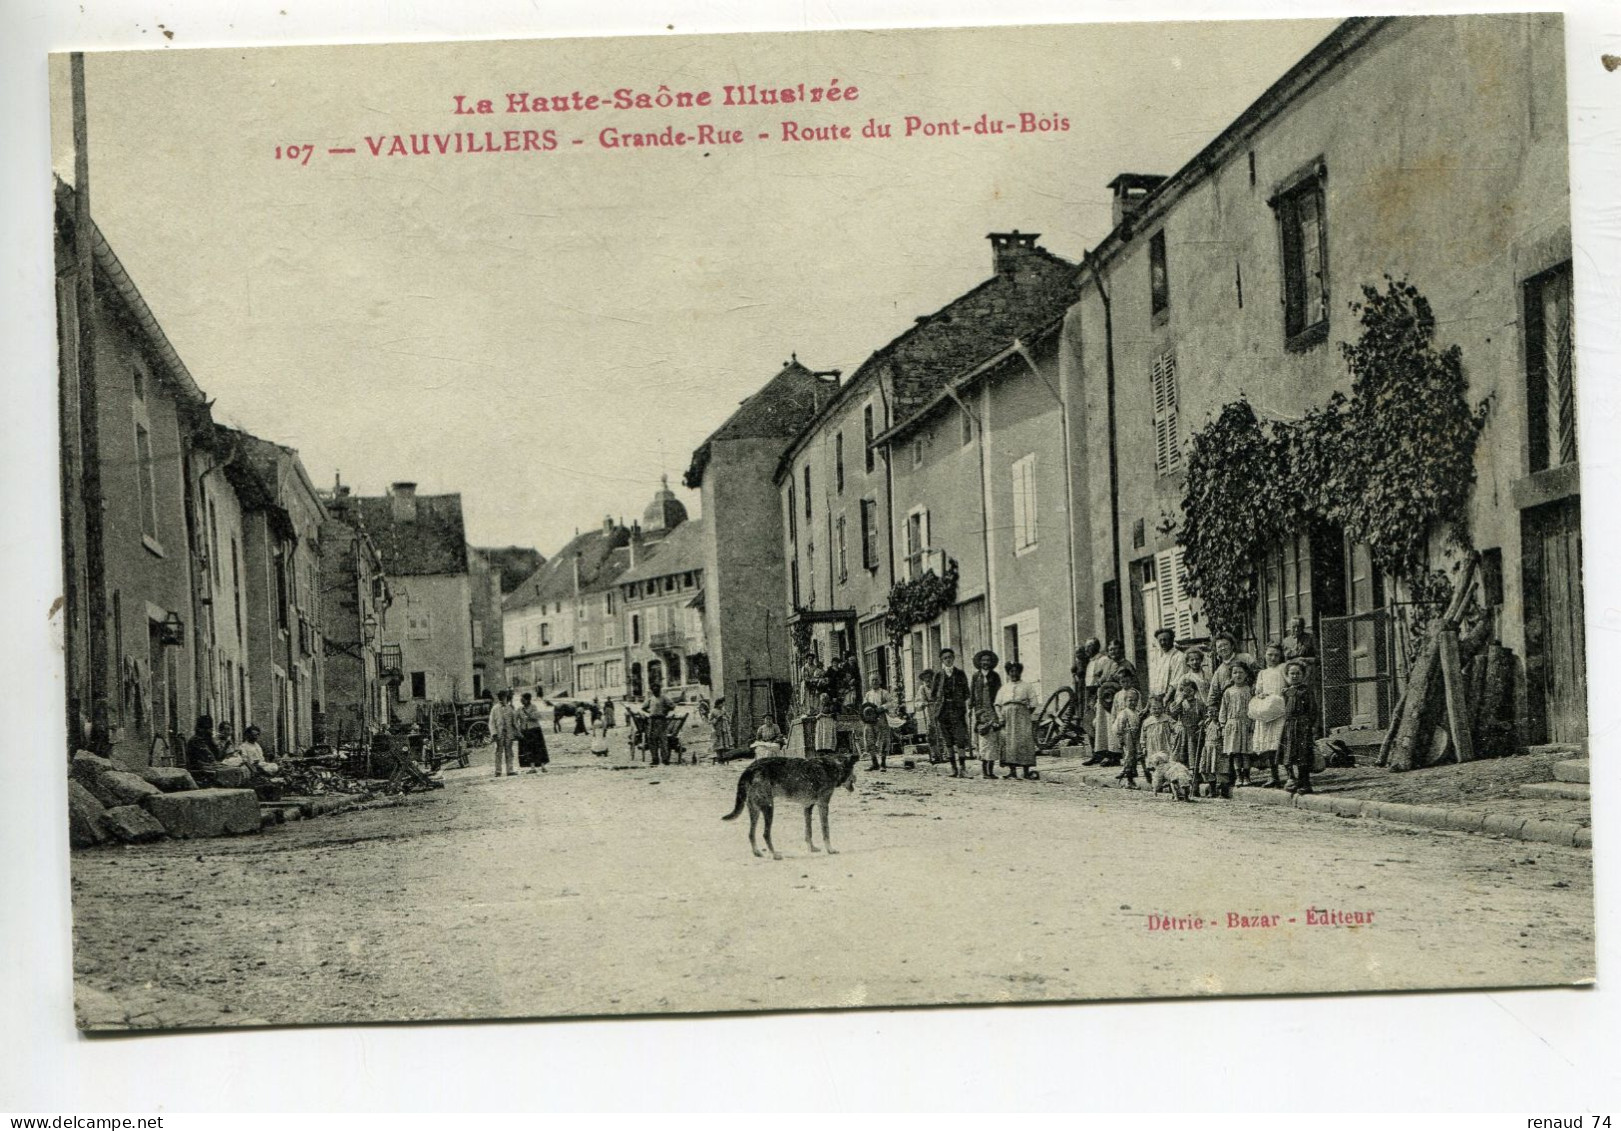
[[618, 515, 708, 700], [473, 546, 545, 595], [503, 518, 630, 698], [468, 548, 508, 697], [345, 483, 477, 708]]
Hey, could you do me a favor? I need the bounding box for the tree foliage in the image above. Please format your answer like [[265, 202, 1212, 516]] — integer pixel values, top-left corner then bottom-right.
[[884, 561, 960, 649]]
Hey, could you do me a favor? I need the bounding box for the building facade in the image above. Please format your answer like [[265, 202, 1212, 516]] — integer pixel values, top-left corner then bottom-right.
[[502, 518, 630, 699], [1063, 14, 1578, 741], [350, 483, 476, 712], [320, 481, 393, 742], [618, 516, 708, 700]]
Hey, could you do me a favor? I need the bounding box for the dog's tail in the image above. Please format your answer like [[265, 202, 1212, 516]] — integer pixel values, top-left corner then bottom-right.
[[721, 765, 754, 821]]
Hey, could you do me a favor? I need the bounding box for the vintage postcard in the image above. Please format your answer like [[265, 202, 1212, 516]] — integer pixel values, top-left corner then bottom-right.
[[49, 13, 1594, 1031]]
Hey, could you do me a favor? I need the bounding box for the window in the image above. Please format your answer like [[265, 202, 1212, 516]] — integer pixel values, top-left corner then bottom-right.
[[863, 404, 876, 473], [207, 500, 221, 584], [631, 613, 642, 644], [912, 437, 924, 468], [1257, 533, 1312, 646], [1525, 261, 1576, 473], [577, 602, 586, 620], [665, 576, 676, 593], [668, 654, 683, 685], [604, 592, 615, 615], [836, 515, 848, 582], [684, 571, 696, 587], [1151, 348, 1181, 474], [1011, 454, 1038, 552], [541, 623, 551, 646], [578, 664, 597, 692], [473, 620, 485, 648], [860, 498, 879, 570], [274, 548, 290, 630], [859, 617, 888, 689], [786, 484, 797, 542], [1150, 230, 1170, 316], [579, 632, 589, 651], [405, 607, 432, 640], [790, 559, 801, 607], [410, 671, 427, 699], [230, 539, 243, 645], [835, 432, 845, 494], [803, 465, 812, 519], [961, 404, 973, 446], [135, 423, 158, 540], [603, 659, 624, 689], [1276, 167, 1329, 344], [132, 365, 145, 401], [905, 508, 931, 578]]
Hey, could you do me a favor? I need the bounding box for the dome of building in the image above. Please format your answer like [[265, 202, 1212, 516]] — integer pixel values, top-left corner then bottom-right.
[[642, 474, 688, 533]]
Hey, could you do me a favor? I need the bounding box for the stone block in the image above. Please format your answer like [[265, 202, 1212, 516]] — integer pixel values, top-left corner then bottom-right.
[[1519, 781, 1591, 802], [98, 770, 161, 806], [1481, 812, 1528, 839], [137, 766, 198, 792], [209, 765, 253, 788], [1388, 803, 1452, 830], [102, 804, 167, 843], [1443, 808, 1487, 834], [1574, 827, 1593, 849], [67, 779, 110, 847], [142, 788, 261, 839], [1552, 759, 1590, 784], [70, 751, 116, 789], [1518, 819, 1582, 848]]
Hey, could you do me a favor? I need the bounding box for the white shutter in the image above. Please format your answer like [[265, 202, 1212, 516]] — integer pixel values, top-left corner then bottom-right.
[[1011, 459, 1029, 549], [1156, 546, 1198, 640], [1023, 455, 1038, 546], [1152, 350, 1180, 474]]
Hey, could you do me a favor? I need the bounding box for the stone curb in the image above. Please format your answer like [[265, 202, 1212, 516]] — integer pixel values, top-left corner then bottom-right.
[[1059, 768, 1589, 849]]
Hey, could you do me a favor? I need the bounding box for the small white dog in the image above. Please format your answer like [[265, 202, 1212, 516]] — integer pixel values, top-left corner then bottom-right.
[[1146, 748, 1194, 802]]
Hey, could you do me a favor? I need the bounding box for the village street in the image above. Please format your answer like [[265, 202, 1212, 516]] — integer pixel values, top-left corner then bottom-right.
[[69, 729, 1595, 1029]]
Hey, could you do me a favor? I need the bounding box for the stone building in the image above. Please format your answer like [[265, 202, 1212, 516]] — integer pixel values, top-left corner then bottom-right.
[[347, 483, 477, 711], [685, 359, 834, 717], [55, 180, 215, 764], [220, 429, 329, 756], [776, 232, 1081, 710], [319, 479, 393, 742], [618, 515, 708, 701], [468, 548, 507, 698], [502, 518, 630, 698], [1062, 14, 1580, 741]]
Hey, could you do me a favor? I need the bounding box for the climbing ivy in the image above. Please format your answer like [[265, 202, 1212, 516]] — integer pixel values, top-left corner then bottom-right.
[[1179, 278, 1490, 638], [884, 561, 960, 649]]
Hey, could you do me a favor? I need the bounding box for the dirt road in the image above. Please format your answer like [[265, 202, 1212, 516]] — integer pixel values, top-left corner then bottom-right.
[[70, 731, 1595, 1028]]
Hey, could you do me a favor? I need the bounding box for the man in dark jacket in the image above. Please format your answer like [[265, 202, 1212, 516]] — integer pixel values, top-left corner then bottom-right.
[[929, 648, 971, 778]]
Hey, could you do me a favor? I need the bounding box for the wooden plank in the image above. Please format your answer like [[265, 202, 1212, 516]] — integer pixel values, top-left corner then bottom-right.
[[1437, 627, 1474, 763]]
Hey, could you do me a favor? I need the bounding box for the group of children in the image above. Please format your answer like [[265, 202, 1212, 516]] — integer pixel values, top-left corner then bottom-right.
[[1093, 652, 1318, 800]]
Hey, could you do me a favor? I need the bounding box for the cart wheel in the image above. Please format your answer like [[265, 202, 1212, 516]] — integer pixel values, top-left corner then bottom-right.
[[466, 722, 490, 746], [1036, 686, 1076, 751]]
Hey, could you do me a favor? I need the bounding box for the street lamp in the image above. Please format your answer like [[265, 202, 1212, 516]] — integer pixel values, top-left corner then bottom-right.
[[362, 613, 378, 644], [158, 610, 185, 646]]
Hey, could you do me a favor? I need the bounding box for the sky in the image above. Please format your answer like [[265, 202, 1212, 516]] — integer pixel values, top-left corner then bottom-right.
[[49, 17, 1334, 557]]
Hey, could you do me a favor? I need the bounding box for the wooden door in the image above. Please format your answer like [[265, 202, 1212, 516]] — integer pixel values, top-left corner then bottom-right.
[[1523, 498, 1587, 744], [1344, 542, 1386, 728]]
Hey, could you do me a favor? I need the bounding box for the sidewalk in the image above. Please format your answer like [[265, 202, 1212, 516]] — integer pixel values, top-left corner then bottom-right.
[[1043, 746, 1592, 849]]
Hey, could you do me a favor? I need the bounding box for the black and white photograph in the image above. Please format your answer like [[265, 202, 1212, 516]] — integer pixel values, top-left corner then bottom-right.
[[8, 0, 1621, 1111], [42, 10, 1598, 1031]]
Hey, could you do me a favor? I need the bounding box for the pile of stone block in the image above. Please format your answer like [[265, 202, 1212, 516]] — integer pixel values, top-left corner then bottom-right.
[[67, 751, 260, 847]]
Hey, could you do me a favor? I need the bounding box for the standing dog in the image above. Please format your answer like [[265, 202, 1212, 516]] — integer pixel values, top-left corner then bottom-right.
[[722, 754, 858, 859]]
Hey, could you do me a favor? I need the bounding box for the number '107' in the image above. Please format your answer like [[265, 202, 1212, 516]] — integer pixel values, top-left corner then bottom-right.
[[275, 144, 314, 165]]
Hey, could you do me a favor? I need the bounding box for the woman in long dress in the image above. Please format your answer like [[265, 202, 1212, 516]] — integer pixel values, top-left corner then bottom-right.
[[996, 661, 1041, 780], [1250, 642, 1288, 788]]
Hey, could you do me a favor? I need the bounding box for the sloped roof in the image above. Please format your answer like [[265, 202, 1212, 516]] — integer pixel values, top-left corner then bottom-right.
[[776, 237, 1080, 478], [617, 517, 706, 585], [684, 361, 835, 488], [347, 493, 469, 577], [475, 545, 546, 593], [503, 523, 631, 612]]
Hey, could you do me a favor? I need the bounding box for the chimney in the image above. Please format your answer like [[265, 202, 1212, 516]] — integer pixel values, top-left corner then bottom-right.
[[390, 481, 418, 522], [988, 230, 1040, 275], [1107, 174, 1168, 229], [628, 523, 644, 568], [603, 515, 614, 535]]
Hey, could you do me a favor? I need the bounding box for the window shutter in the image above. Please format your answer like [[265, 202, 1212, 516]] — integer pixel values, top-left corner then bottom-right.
[[1152, 350, 1180, 474], [1156, 547, 1197, 640], [1024, 454, 1038, 544], [1011, 459, 1029, 549]]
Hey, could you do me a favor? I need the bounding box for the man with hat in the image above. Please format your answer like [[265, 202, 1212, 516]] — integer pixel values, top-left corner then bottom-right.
[[1147, 626, 1188, 701], [969, 648, 1003, 780], [927, 647, 971, 778]]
